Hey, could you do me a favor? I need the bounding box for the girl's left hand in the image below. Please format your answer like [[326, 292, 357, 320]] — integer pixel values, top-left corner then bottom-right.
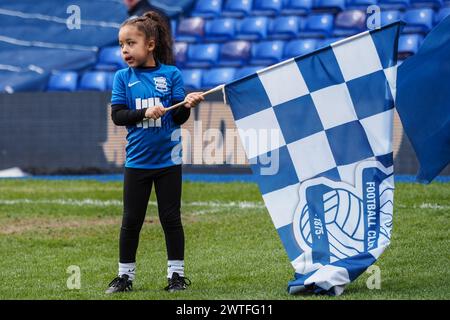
[[184, 92, 204, 109]]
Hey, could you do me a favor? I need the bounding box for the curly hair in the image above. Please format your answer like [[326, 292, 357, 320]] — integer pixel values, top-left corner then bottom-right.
[[121, 11, 174, 65]]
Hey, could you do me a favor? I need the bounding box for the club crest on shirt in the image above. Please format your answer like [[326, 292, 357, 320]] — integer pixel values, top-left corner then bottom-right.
[[154, 77, 168, 93]]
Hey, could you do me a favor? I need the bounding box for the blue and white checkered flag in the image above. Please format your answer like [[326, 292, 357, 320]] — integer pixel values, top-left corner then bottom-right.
[[224, 23, 401, 295]]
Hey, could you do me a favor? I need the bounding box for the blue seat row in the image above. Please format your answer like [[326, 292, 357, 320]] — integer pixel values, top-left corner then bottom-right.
[[191, 0, 447, 18], [177, 7, 450, 42], [47, 30, 422, 92], [47, 71, 114, 92], [176, 30, 424, 68], [175, 39, 333, 68], [176, 15, 336, 41]]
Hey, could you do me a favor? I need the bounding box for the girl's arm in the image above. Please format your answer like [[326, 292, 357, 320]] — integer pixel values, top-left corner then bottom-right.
[[172, 100, 191, 125], [111, 104, 147, 126], [171, 93, 204, 125]]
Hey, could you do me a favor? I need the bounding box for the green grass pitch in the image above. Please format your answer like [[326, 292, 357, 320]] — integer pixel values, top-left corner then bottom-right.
[[0, 179, 448, 300]]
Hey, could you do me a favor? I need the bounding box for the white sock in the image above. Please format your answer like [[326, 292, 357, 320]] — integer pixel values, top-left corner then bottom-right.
[[118, 262, 136, 281], [167, 260, 184, 278]]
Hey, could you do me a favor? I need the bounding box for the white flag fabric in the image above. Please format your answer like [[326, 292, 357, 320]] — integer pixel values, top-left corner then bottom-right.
[[224, 23, 401, 295]]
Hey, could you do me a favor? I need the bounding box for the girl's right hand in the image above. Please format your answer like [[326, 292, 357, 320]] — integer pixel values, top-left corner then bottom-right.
[[145, 106, 166, 120]]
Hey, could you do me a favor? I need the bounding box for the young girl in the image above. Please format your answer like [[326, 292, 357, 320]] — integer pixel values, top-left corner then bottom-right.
[[105, 11, 204, 294]]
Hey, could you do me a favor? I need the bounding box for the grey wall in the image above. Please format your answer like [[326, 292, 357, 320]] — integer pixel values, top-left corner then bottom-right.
[[0, 92, 448, 176]]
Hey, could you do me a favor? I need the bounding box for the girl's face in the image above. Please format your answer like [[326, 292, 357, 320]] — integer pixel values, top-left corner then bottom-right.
[[118, 25, 155, 68]]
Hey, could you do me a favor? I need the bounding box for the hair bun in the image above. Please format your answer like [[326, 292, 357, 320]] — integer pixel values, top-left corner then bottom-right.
[[143, 11, 160, 21]]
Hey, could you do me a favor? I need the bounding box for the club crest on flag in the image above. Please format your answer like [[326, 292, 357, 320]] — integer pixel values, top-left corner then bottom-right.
[[291, 161, 394, 278]]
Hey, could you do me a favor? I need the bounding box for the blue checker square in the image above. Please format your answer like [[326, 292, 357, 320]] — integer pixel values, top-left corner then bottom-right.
[[376, 152, 394, 168], [326, 121, 374, 166], [225, 73, 273, 121], [310, 167, 341, 182], [370, 23, 402, 69], [249, 145, 299, 195], [277, 224, 303, 261], [273, 94, 324, 144], [295, 47, 345, 93], [347, 70, 394, 120]]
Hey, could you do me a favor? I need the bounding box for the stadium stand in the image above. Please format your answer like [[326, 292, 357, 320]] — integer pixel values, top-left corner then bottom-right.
[[380, 9, 403, 26], [186, 43, 220, 68], [47, 71, 78, 92], [192, 0, 224, 18], [176, 17, 206, 42], [313, 0, 347, 13], [398, 33, 424, 58], [250, 40, 285, 65], [219, 40, 252, 66], [222, 0, 254, 17], [202, 67, 236, 87], [78, 71, 109, 91], [0, 0, 447, 92], [236, 16, 270, 40], [333, 9, 367, 36], [403, 8, 435, 33], [235, 65, 264, 78], [347, 0, 379, 9], [283, 38, 318, 58], [251, 0, 285, 16], [182, 68, 204, 89], [281, 0, 313, 15], [204, 18, 237, 41], [268, 16, 304, 39]]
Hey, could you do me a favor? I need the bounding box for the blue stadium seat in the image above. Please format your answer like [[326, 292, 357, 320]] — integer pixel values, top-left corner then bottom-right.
[[346, 0, 378, 9], [283, 38, 318, 58], [171, 20, 177, 39], [313, 0, 346, 13], [222, 0, 254, 17], [174, 42, 188, 67], [205, 18, 237, 42], [219, 40, 252, 67], [235, 66, 264, 79], [380, 10, 402, 27], [252, 0, 284, 16], [186, 43, 220, 68], [281, 0, 313, 15], [182, 69, 204, 90], [403, 8, 434, 34], [409, 0, 443, 9], [106, 72, 115, 90], [95, 46, 126, 71], [176, 17, 205, 42], [334, 10, 366, 36], [47, 71, 78, 92], [78, 72, 108, 91], [269, 16, 303, 39], [398, 34, 423, 59], [436, 7, 450, 24], [250, 40, 285, 65], [302, 14, 334, 38], [192, 0, 223, 18], [378, 0, 410, 10], [236, 16, 270, 40], [202, 68, 237, 88]]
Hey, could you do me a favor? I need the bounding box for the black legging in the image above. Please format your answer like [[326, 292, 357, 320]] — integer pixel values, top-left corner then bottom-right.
[[119, 165, 184, 263]]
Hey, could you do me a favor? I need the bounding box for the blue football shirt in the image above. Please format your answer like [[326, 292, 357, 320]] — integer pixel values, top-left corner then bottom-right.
[[111, 63, 186, 169]]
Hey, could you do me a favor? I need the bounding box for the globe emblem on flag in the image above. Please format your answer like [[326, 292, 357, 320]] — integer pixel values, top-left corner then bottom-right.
[[299, 188, 365, 260]]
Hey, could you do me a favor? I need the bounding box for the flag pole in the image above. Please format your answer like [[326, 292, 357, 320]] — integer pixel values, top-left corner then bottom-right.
[[165, 84, 225, 111]]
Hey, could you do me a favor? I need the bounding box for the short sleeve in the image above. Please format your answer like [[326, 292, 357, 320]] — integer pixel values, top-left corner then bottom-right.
[[172, 68, 186, 102], [111, 71, 127, 105]]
